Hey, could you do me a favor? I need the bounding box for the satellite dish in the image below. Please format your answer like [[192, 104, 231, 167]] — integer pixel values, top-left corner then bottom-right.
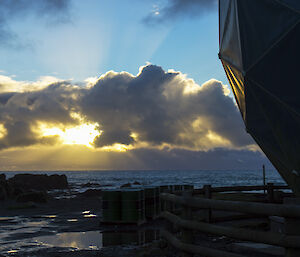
[[218, 0, 300, 195]]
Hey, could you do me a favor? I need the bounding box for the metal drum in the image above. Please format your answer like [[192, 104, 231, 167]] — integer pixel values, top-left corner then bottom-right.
[[144, 186, 157, 219], [183, 184, 194, 191], [121, 189, 144, 223], [102, 190, 121, 222], [159, 185, 172, 212]]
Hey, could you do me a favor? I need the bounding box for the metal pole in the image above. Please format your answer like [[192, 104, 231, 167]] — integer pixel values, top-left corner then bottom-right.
[[263, 164, 266, 194]]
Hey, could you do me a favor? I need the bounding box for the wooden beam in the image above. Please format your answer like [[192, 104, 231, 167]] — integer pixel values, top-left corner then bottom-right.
[[160, 193, 300, 218], [161, 211, 300, 248], [193, 185, 289, 195], [161, 229, 245, 257]]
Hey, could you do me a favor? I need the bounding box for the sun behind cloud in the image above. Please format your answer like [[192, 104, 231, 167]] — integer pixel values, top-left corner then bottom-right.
[[38, 122, 100, 147]]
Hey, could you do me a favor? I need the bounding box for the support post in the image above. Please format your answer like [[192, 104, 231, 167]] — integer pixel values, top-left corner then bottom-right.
[[267, 183, 274, 203], [203, 185, 212, 223], [182, 190, 194, 257], [284, 198, 300, 257], [263, 164, 266, 194]]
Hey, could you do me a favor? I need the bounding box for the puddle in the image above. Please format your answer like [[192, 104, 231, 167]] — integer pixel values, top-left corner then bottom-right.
[[67, 219, 78, 222], [84, 214, 97, 218], [34, 231, 102, 250], [0, 215, 159, 255], [0, 218, 54, 242], [33, 230, 159, 250]]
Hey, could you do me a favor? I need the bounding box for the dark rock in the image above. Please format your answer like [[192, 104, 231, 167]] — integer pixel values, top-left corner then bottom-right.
[[120, 183, 131, 188], [0, 185, 7, 200], [8, 202, 36, 210], [79, 189, 102, 198], [0, 173, 6, 182], [16, 191, 48, 203], [8, 174, 68, 191], [81, 182, 101, 188], [133, 181, 141, 185], [12, 186, 25, 197]]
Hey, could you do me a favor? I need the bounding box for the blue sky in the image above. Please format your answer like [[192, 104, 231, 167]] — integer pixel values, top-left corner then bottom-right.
[[0, 0, 272, 171], [0, 0, 226, 85]]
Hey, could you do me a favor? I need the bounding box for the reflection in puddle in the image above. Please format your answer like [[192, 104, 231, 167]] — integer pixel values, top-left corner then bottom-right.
[[0, 217, 16, 223], [33, 230, 159, 250], [102, 230, 160, 247], [67, 219, 78, 222], [35, 231, 102, 250], [42, 215, 57, 219], [82, 210, 90, 214], [7, 250, 18, 253], [84, 214, 97, 218]]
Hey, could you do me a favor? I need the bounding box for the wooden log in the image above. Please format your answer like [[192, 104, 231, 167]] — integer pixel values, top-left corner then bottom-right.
[[161, 229, 245, 257], [204, 185, 212, 223], [193, 185, 289, 195], [263, 165, 266, 194], [161, 211, 300, 248], [160, 193, 300, 218], [181, 191, 194, 257], [267, 183, 274, 203]]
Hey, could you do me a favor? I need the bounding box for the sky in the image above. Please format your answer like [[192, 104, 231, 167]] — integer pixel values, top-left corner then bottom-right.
[[0, 0, 273, 171]]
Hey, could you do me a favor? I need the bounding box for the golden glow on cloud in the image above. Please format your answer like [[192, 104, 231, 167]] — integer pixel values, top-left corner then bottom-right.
[[0, 75, 62, 93], [0, 124, 7, 139], [38, 123, 100, 147], [102, 143, 133, 152], [206, 130, 231, 147]]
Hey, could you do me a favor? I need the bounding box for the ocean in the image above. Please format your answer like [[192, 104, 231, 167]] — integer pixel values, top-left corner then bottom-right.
[[3, 169, 285, 191]]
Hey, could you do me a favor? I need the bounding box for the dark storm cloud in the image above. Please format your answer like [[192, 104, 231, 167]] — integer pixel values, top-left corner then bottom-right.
[[0, 0, 71, 47], [128, 147, 270, 170], [144, 0, 218, 24], [0, 82, 81, 149], [80, 65, 253, 149], [0, 64, 254, 151]]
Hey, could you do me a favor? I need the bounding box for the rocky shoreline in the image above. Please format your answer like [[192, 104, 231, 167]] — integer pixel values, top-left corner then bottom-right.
[[0, 174, 173, 257]]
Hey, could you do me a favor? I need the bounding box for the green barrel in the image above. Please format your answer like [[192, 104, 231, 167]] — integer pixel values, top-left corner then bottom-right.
[[159, 185, 172, 212], [121, 231, 139, 245], [155, 187, 160, 215], [144, 187, 157, 219], [102, 231, 122, 246], [140, 189, 145, 221], [102, 190, 121, 222], [159, 185, 171, 193], [183, 184, 194, 191], [173, 184, 183, 192], [121, 189, 144, 223]]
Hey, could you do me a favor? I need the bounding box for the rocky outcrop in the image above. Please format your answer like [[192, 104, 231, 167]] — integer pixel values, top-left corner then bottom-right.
[[120, 183, 132, 188], [16, 191, 48, 203], [79, 189, 102, 198], [0, 173, 6, 182], [81, 182, 101, 188], [8, 174, 68, 191], [0, 174, 8, 200]]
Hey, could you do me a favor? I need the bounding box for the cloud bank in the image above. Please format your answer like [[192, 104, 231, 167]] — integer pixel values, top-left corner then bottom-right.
[[0, 64, 254, 153]]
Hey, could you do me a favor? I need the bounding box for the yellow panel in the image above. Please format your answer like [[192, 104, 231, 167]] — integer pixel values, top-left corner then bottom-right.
[[221, 60, 246, 121]]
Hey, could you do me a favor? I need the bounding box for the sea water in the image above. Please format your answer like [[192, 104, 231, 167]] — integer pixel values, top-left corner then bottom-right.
[[4, 169, 285, 190]]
